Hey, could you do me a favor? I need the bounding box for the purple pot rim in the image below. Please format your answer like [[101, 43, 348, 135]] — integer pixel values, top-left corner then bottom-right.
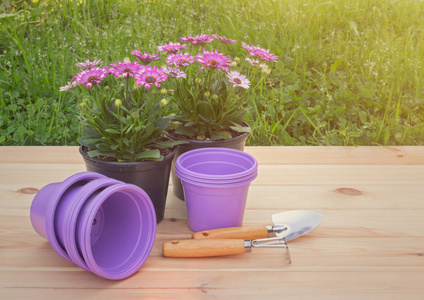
[[176, 148, 258, 180], [79, 146, 176, 169], [63, 177, 121, 272], [46, 172, 105, 262], [176, 169, 257, 185], [79, 183, 156, 280], [180, 172, 257, 188]]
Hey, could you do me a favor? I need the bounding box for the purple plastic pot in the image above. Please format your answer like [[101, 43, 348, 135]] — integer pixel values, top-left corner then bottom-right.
[[30, 172, 157, 280], [30, 172, 105, 262], [175, 148, 258, 231]]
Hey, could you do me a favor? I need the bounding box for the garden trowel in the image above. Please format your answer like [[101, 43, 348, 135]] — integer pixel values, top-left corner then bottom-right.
[[191, 210, 323, 241], [162, 210, 323, 261]]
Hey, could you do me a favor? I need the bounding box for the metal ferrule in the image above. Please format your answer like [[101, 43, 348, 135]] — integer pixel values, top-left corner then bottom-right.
[[244, 240, 252, 253]]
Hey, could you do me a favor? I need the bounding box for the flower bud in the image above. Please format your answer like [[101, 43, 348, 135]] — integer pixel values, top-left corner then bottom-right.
[[160, 88, 168, 95], [104, 86, 110, 91], [234, 57, 240, 63], [211, 94, 218, 101], [260, 64, 271, 75], [169, 89, 175, 96], [115, 99, 122, 108], [78, 102, 87, 110], [204, 91, 210, 98], [160, 98, 169, 107], [231, 61, 237, 68], [195, 78, 202, 85], [131, 111, 139, 119], [123, 57, 131, 63]]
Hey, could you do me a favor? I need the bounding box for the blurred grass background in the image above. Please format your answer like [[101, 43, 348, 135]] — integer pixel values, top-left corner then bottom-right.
[[1, 0, 424, 146]]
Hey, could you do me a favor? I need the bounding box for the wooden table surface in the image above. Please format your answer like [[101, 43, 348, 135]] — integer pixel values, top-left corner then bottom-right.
[[1, 146, 424, 299]]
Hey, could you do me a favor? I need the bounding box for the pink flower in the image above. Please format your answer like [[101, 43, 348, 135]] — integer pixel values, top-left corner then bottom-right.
[[227, 71, 250, 89], [75, 59, 103, 69], [166, 52, 195, 67], [109, 62, 142, 78], [59, 81, 78, 92], [73, 67, 109, 89], [180, 34, 214, 45], [130, 50, 161, 64], [245, 57, 260, 67], [196, 49, 232, 72], [241, 42, 278, 62], [162, 66, 187, 78], [134, 66, 167, 89], [213, 34, 237, 44], [157, 42, 187, 54]]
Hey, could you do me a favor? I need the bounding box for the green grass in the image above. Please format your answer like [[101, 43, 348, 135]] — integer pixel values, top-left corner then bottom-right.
[[1, 0, 424, 146]]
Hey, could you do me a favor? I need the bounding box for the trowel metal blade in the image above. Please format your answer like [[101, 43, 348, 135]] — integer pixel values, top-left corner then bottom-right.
[[271, 210, 323, 241]]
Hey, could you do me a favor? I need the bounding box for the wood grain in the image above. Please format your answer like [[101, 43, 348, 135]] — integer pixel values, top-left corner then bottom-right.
[[1, 146, 423, 299]]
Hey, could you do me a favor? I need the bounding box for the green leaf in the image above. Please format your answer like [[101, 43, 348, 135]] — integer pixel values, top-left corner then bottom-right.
[[175, 126, 196, 137], [77, 137, 103, 147], [83, 127, 101, 138], [134, 149, 161, 160], [154, 140, 188, 149], [330, 59, 341, 72], [105, 128, 121, 134], [211, 130, 232, 140], [153, 118, 170, 130], [229, 122, 251, 133], [87, 150, 116, 158]]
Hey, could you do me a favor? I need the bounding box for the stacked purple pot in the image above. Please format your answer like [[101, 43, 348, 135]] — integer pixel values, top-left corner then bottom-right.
[[30, 172, 156, 280], [175, 148, 258, 232]]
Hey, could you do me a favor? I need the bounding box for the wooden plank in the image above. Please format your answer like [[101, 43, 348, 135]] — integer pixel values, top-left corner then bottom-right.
[[1, 286, 423, 300], [246, 146, 424, 165], [1, 164, 424, 187], [0, 146, 84, 164], [1, 146, 424, 165], [1, 270, 423, 300], [1, 237, 423, 270], [3, 185, 424, 217]]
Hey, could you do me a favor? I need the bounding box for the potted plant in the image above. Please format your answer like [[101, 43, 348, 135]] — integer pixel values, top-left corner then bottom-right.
[[59, 54, 185, 223], [157, 34, 278, 199]]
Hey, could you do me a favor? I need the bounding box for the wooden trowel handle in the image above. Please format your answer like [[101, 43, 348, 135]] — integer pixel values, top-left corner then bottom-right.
[[163, 239, 245, 258], [192, 225, 268, 240]]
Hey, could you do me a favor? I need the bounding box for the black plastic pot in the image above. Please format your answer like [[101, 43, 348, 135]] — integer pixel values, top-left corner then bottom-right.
[[165, 124, 249, 200], [79, 146, 175, 223]]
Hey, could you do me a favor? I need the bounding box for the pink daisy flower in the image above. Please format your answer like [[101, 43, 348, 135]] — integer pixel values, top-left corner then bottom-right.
[[213, 34, 237, 44], [109, 61, 142, 78], [196, 49, 232, 72], [180, 34, 214, 45], [157, 42, 187, 54], [75, 59, 103, 69], [245, 57, 260, 67], [134, 66, 167, 89], [241, 42, 278, 62], [130, 50, 161, 64], [162, 66, 187, 78], [166, 52, 195, 67], [73, 67, 109, 89], [59, 81, 78, 92], [227, 71, 250, 89]]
